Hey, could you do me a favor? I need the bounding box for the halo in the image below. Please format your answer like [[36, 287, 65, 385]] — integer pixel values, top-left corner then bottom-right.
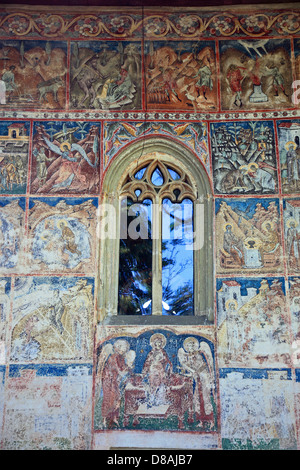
[[286, 217, 298, 228], [113, 339, 130, 353], [285, 141, 297, 151], [60, 141, 71, 151], [225, 299, 238, 310], [239, 164, 249, 173], [248, 162, 258, 171], [57, 219, 68, 229], [40, 230, 50, 241], [261, 220, 274, 232], [223, 223, 233, 232], [150, 333, 167, 348], [183, 336, 199, 351]]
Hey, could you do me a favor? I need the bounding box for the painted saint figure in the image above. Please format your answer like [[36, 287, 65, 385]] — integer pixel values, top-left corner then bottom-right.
[[193, 60, 213, 100], [1, 66, 17, 102], [264, 64, 288, 98], [285, 142, 300, 189], [226, 64, 246, 107], [223, 224, 244, 266], [97, 339, 135, 428], [42, 138, 89, 191], [142, 333, 172, 408], [178, 337, 214, 429], [33, 146, 54, 186], [286, 219, 300, 270]]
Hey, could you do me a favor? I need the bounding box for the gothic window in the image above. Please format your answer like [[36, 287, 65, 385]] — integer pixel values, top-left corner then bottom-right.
[[98, 138, 213, 325], [118, 159, 196, 316]]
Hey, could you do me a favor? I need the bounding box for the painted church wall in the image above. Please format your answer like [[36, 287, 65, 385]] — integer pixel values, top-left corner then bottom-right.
[[0, 4, 300, 450]]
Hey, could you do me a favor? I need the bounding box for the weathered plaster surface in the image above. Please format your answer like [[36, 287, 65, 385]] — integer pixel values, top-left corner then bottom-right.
[[0, 3, 300, 450]]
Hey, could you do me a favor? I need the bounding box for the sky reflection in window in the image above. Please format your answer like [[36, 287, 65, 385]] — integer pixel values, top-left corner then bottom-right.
[[118, 198, 152, 315], [161, 198, 194, 316]]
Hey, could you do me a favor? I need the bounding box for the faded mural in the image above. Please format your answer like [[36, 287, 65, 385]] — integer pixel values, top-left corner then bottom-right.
[[94, 330, 216, 432], [0, 4, 300, 451]]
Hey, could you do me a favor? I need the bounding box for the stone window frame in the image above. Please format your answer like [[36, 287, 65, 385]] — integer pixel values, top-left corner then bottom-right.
[[97, 136, 214, 325]]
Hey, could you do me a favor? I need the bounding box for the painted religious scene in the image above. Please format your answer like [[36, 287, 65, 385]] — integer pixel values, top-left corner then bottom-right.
[[94, 330, 217, 432], [1, 3, 300, 452], [217, 277, 290, 368], [30, 121, 100, 195], [145, 40, 217, 111], [70, 41, 142, 111], [10, 277, 94, 362], [293, 39, 300, 94], [220, 369, 296, 450], [27, 198, 97, 273], [283, 198, 300, 274], [210, 120, 278, 195], [0, 40, 67, 109], [219, 39, 293, 111], [288, 277, 300, 342], [0, 197, 25, 271], [0, 121, 29, 195], [0, 278, 10, 364], [215, 198, 283, 274], [277, 120, 300, 194], [3, 363, 93, 450]]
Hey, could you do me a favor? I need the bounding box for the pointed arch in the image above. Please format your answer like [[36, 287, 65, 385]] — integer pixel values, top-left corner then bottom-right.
[[97, 136, 214, 325]]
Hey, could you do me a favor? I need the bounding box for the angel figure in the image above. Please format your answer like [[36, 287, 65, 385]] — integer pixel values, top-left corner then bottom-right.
[[95, 339, 135, 428], [42, 136, 98, 192], [178, 337, 215, 429]]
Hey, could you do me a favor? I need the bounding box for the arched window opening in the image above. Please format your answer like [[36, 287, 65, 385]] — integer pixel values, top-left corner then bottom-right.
[[98, 140, 213, 325]]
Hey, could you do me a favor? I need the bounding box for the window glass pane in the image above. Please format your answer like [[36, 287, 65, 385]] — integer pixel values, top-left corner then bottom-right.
[[151, 167, 164, 186], [118, 198, 152, 315], [134, 167, 147, 180], [161, 198, 194, 316], [167, 167, 181, 181]]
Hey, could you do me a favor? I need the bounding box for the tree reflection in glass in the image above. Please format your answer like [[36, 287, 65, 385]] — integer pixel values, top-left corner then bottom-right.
[[161, 198, 194, 315], [118, 197, 153, 315]]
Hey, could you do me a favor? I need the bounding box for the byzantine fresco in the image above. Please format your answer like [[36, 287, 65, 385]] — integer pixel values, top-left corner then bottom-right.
[[293, 39, 300, 90], [220, 369, 296, 450], [10, 277, 94, 362], [295, 370, 300, 438], [217, 277, 290, 368], [27, 197, 97, 273], [30, 121, 100, 195], [215, 198, 283, 274], [2, 363, 93, 450], [288, 278, 300, 344], [145, 41, 217, 111], [210, 120, 278, 195], [0, 121, 29, 195], [0, 364, 4, 441], [1, 4, 300, 452], [219, 39, 293, 111], [0, 197, 26, 272], [94, 329, 217, 432], [0, 278, 11, 364], [283, 198, 300, 274], [70, 41, 142, 111], [103, 120, 209, 172], [277, 120, 300, 194], [0, 40, 67, 109]]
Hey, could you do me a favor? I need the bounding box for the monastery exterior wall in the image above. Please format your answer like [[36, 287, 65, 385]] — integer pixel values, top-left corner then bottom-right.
[[0, 3, 300, 450]]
